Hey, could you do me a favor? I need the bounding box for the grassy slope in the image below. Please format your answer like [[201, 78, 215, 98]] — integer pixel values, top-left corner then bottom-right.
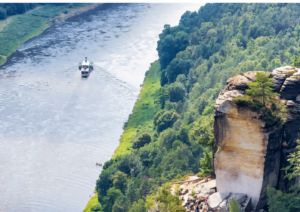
[[0, 3, 95, 66], [83, 194, 101, 212], [84, 61, 161, 211], [114, 61, 161, 157]]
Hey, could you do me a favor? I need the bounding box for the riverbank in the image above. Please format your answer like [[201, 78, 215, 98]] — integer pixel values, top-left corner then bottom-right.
[[0, 3, 101, 66], [83, 61, 162, 211]]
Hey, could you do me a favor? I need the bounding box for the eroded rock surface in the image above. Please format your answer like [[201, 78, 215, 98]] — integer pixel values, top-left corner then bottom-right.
[[214, 66, 300, 211]]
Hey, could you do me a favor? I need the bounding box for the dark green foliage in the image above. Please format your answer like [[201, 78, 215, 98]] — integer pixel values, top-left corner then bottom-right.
[[132, 133, 151, 149], [113, 171, 128, 194], [172, 140, 183, 151], [128, 199, 146, 212], [197, 98, 208, 115], [294, 53, 300, 68], [246, 72, 276, 106], [267, 139, 300, 212], [0, 3, 38, 17], [156, 25, 189, 70], [165, 58, 192, 84], [199, 147, 212, 177], [96, 165, 118, 202], [284, 139, 300, 181], [168, 82, 186, 102], [157, 87, 167, 109], [154, 110, 178, 133], [115, 154, 142, 177], [0, 7, 7, 19], [102, 188, 123, 212], [95, 3, 300, 211], [91, 203, 102, 212], [159, 128, 177, 150], [177, 127, 190, 145], [267, 185, 300, 212], [112, 194, 128, 212]]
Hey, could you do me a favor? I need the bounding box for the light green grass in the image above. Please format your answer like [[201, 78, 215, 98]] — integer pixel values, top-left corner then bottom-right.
[[0, 56, 6, 66], [114, 61, 161, 157], [83, 194, 102, 212]]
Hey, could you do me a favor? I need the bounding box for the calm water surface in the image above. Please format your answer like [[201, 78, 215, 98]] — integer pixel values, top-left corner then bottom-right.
[[0, 3, 203, 211]]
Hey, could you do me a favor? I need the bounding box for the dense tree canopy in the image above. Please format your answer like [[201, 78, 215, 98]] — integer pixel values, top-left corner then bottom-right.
[[94, 3, 300, 212]]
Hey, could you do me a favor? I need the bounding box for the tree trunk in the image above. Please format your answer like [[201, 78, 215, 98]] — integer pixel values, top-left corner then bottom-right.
[[211, 142, 215, 178]]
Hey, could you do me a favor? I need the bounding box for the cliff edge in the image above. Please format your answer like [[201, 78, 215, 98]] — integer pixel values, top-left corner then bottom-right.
[[214, 66, 300, 211]]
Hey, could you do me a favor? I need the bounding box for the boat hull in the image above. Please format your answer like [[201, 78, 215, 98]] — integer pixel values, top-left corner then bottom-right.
[[81, 69, 90, 78]]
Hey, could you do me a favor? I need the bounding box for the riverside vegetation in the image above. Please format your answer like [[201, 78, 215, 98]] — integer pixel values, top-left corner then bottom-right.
[[85, 3, 300, 212], [0, 3, 92, 66]]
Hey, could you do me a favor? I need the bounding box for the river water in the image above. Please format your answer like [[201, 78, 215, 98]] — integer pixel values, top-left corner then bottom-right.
[[0, 3, 203, 212]]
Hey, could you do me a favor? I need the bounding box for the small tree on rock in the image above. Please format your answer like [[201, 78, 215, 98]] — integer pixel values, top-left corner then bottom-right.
[[229, 199, 241, 212], [246, 72, 277, 106]]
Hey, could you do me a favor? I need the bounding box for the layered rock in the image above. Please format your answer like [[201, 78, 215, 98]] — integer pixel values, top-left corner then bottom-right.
[[214, 66, 300, 211]]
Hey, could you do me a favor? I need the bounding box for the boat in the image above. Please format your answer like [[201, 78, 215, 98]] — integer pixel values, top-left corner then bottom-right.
[[78, 57, 94, 78], [96, 163, 102, 166]]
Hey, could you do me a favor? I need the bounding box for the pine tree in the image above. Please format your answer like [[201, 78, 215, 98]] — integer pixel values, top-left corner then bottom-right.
[[246, 72, 277, 106]]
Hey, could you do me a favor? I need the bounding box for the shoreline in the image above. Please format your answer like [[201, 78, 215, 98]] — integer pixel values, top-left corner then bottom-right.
[[83, 61, 161, 211], [0, 3, 103, 67]]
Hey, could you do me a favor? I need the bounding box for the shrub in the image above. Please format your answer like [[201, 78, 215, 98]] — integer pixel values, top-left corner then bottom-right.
[[233, 72, 288, 125], [128, 199, 146, 212], [154, 110, 178, 133], [286, 70, 297, 77], [132, 132, 152, 149], [199, 148, 212, 177], [267, 185, 300, 212], [113, 171, 128, 194]]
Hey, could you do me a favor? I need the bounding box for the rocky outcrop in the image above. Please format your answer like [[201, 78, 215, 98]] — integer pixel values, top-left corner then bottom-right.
[[171, 176, 251, 212], [214, 66, 300, 211]]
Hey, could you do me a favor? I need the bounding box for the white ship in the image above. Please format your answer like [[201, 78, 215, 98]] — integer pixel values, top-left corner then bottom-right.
[[78, 57, 93, 78]]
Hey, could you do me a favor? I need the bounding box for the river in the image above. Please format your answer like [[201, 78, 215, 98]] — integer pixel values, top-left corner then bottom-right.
[[0, 3, 203, 212]]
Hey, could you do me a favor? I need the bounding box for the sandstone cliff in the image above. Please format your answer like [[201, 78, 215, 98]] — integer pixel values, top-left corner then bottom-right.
[[214, 66, 300, 211]]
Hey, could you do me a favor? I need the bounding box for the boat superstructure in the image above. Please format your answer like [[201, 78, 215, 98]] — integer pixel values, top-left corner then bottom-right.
[[78, 57, 93, 78]]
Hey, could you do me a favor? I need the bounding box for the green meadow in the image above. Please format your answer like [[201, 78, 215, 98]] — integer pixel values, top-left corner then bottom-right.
[[114, 61, 161, 157]]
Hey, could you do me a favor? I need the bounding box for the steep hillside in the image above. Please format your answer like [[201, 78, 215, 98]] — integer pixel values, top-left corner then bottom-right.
[[88, 3, 300, 212]]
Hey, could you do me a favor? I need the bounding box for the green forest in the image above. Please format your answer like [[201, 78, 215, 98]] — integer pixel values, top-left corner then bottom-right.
[[86, 3, 300, 212]]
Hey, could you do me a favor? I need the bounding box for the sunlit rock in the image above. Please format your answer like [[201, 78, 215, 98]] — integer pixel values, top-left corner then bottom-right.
[[214, 66, 300, 211]]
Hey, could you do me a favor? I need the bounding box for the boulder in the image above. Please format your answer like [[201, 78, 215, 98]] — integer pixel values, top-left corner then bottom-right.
[[208, 192, 231, 211], [214, 66, 300, 211], [208, 192, 251, 212], [194, 179, 216, 198]]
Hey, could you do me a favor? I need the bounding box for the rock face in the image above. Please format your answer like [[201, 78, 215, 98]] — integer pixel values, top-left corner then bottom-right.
[[214, 66, 300, 211]]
